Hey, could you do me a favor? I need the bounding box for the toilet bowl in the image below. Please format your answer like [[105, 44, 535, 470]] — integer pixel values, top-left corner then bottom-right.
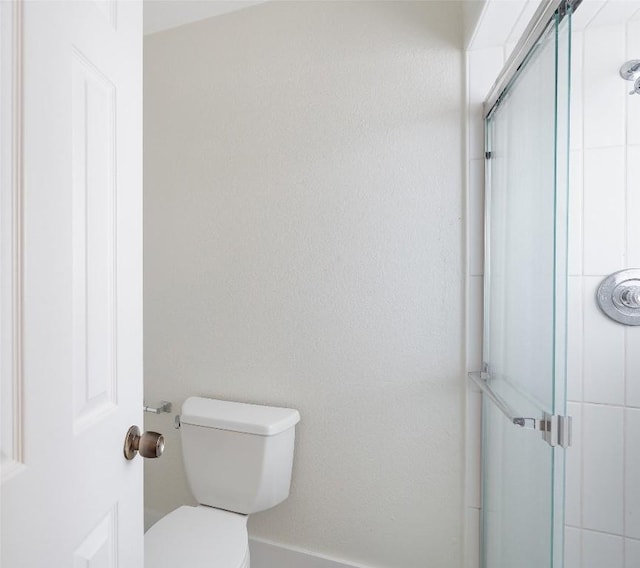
[[145, 506, 249, 568], [144, 397, 300, 568]]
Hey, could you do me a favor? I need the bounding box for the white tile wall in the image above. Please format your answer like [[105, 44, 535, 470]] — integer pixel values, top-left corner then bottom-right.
[[627, 20, 640, 146], [469, 3, 528, 58], [582, 25, 626, 148], [582, 147, 626, 275], [465, 508, 480, 568], [465, 390, 482, 510], [504, 0, 540, 48], [625, 539, 640, 568], [468, 160, 485, 278], [582, 404, 624, 534], [582, 531, 624, 568], [572, 1, 607, 32], [466, 276, 484, 372], [565, 8, 640, 568], [566, 402, 582, 528], [468, 47, 504, 161], [627, 326, 640, 408], [566, 526, 582, 568], [466, 39, 507, 568], [625, 409, 640, 539], [582, 277, 625, 405], [591, 1, 640, 28], [571, 32, 584, 151], [568, 151, 584, 276], [567, 277, 584, 401], [626, 145, 640, 268]]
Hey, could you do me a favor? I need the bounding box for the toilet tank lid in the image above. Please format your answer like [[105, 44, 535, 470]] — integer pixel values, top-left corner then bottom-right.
[[181, 397, 300, 436]]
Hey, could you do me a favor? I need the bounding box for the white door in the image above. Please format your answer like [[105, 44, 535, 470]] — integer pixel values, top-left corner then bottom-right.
[[1, 1, 144, 565]]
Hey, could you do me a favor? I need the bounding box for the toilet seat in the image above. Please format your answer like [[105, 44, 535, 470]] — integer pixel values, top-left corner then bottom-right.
[[145, 505, 249, 568]]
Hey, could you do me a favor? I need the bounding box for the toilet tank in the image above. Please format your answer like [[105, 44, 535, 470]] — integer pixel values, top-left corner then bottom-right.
[[180, 397, 300, 515]]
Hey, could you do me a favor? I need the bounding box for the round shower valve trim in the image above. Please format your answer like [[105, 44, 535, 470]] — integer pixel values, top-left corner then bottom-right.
[[597, 269, 640, 326]]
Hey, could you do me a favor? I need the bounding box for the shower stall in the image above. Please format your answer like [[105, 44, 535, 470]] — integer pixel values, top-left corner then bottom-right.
[[468, 0, 640, 567]]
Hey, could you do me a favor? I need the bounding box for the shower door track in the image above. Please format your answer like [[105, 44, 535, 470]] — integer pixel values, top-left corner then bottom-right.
[[483, 0, 582, 120]]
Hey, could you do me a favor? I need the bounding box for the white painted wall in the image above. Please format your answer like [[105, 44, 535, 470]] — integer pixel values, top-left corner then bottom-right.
[[143, 2, 464, 567], [143, 0, 266, 35], [462, 0, 487, 48]]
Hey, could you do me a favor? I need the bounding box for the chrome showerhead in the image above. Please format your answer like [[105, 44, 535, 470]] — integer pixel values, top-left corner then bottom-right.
[[620, 59, 640, 81], [621, 60, 640, 94]]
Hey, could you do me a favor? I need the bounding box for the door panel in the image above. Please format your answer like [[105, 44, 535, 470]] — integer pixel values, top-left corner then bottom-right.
[[71, 45, 118, 433], [1, 2, 143, 565]]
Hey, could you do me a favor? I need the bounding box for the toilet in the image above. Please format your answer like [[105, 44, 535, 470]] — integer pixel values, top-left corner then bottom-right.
[[145, 396, 301, 568]]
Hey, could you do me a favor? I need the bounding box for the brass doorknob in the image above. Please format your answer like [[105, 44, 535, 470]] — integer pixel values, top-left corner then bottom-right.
[[123, 425, 164, 460]]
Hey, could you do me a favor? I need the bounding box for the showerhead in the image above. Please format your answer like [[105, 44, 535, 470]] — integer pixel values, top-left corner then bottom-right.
[[620, 60, 640, 95], [620, 59, 640, 81]]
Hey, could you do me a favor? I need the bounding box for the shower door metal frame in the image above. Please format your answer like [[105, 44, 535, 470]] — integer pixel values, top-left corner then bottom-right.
[[484, 0, 581, 119]]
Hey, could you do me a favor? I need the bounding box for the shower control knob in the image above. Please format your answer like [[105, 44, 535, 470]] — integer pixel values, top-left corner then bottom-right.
[[621, 287, 640, 309], [123, 425, 165, 460], [631, 77, 640, 95]]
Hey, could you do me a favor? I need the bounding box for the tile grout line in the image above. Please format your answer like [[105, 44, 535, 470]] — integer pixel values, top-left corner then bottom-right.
[[566, 523, 640, 542], [622, 20, 629, 568], [579, 30, 586, 562]]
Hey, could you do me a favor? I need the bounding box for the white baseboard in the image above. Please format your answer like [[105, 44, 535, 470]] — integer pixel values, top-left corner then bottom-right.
[[145, 508, 372, 568], [249, 537, 374, 568]]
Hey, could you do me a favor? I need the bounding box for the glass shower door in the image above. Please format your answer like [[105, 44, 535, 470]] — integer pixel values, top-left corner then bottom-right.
[[474, 4, 572, 568]]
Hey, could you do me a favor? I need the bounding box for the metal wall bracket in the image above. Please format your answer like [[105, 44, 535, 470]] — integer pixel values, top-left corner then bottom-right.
[[541, 412, 572, 448], [143, 400, 172, 414]]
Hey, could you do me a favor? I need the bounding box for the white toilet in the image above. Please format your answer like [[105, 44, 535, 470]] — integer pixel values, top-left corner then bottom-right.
[[145, 396, 301, 568]]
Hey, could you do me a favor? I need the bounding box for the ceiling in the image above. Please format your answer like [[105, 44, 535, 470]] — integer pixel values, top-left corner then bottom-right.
[[144, 0, 266, 35]]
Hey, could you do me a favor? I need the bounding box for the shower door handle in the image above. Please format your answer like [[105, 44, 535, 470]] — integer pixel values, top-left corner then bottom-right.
[[468, 372, 572, 448], [468, 372, 539, 429]]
